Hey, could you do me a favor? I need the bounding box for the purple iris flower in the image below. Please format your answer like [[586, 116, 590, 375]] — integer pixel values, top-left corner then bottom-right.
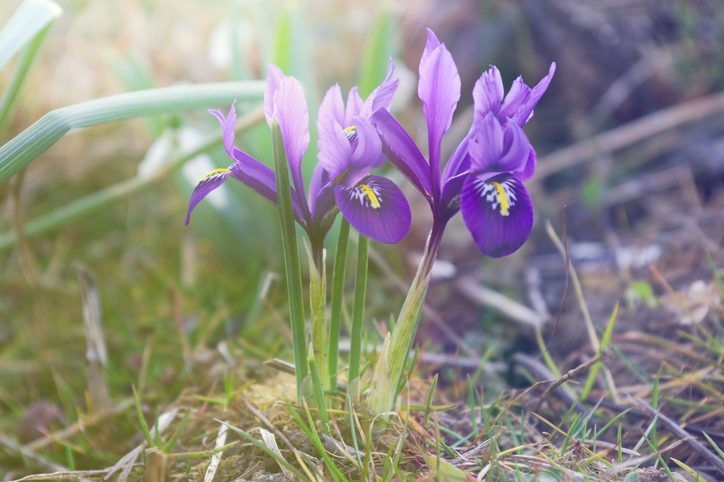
[[372, 29, 555, 258], [185, 65, 411, 251]]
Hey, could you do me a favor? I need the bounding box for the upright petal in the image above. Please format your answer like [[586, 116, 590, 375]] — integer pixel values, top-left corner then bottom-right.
[[264, 64, 285, 127], [468, 114, 531, 176], [273, 76, 310, 213], [348, 117, 383, 174], [472, 66, 504, 123], [371, 109, 433, 200], [500, 62, 556, 126], [418, 29, 461, 195], [209, 102, 237, 158], [460, 173, 533, 258], [360, 62, 399, 118], [334, 175, 411, 244], [344, 87, 363, 125], [318, 84, 345, 130], [185, 168, 231, 225], [318, 119, 352, 182]]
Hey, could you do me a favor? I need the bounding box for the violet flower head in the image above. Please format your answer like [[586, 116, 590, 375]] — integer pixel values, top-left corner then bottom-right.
[[185, 65, 411, 248], [372, 29, 555, 258]]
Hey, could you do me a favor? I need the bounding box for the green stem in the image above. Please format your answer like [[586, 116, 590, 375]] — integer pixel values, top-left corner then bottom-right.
[[307, 343, 329, 434], [328, 220, 350, 388], [347, 233, 368, 402], [366, 225, 443, 413], [308, 243, 329, 391], [271, 122, 308, 402]]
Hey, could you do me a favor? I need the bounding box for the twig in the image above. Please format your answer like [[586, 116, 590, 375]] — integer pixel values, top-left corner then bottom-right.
[[76, 264, 110, 412], [0, 432, 93, 482], [243, 401, 295, 452], [545, 221, 621, 404], [535, 353, 604, 412], [24, 399, 132, 452], [455, 276, 546, 329], [537, 90, 724, 177], [632, 397, 724, 475]]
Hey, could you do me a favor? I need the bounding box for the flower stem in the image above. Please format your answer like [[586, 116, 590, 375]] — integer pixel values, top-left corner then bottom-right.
[[308, 243, 329, 391], [347, 233, 368, 402], [366, 224, 443, 413], [272, 122, 308, 402], [328, 220, 350, 389]]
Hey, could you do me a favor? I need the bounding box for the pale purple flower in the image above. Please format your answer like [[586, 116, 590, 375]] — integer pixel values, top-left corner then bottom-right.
[[185, 65, 411, 249], [372, 29, 555, 258]]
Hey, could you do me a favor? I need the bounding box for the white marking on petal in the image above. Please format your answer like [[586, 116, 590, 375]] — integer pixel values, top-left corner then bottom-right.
[[472, 177, 517, 216]]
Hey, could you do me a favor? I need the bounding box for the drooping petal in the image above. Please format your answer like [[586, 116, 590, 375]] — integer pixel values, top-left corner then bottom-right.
[[360, 62, 399, 118], [468, 114, 531, 176], [418, 29, 461, 194], [334, 175, 411, 244], [371, 109, 433, 200], [209, 102, 237, 158], [519, 147, 537, 181], [318, 84, 345, 130], [185, 167, 232, 225], [264, 64, 285, 127], [500, 62, 556, 126], [472, 65, 504, 123], [460, 173, 533, 258], [273, 76, 310, 215], [230, 147, 278, 205]]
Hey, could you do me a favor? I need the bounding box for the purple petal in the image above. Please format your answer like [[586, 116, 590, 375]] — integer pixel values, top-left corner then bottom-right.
[[371, 109, 432, 199], [209, 102, 237, 158], [229, 147, 305, 222], [230, 148, 277, 204], [273, 76, 310, 213], [309, 166, 335, 225], [468, 114, 531, 176], [344, 87, 363, 125], [318, 119, 352, 182], [500, 62, 556, 126], [472, 66, 504, 123], [520, 147, 537, 181], [264, 64, 285, 127], [418, 29, 460, 193], [360, 62, 399, 117], [185, 167, 231, 225], [318, 84, 345, 131], [335, 175, 411, 244], [348, 117, 383, 175], [460, 173, 533, 258]]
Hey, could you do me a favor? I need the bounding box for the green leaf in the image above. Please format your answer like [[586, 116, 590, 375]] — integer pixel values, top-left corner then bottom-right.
[[0, 81, 265, 183], [0, 0, 61, 71]]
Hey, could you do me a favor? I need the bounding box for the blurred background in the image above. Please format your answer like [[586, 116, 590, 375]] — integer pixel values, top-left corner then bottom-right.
[[1, 0, 723, 477]]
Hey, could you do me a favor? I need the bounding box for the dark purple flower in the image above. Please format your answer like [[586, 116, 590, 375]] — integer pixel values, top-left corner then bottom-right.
[[185, 65, 411, 247], [372, 29, 555, 258]]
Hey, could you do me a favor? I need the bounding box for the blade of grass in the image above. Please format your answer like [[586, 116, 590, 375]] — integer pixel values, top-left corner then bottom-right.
[[224, 422, 307, 481], [348, 234, 369, 402], [0, 23, 54, 136], [272, 121, 308, 402], [0, 108, 264, 253], [307, 343, 330, 434], [581, 303, 619, 401], [328, 220, 350, 389], [0, 81, 265, 183], [0, 0, 61, 71]]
